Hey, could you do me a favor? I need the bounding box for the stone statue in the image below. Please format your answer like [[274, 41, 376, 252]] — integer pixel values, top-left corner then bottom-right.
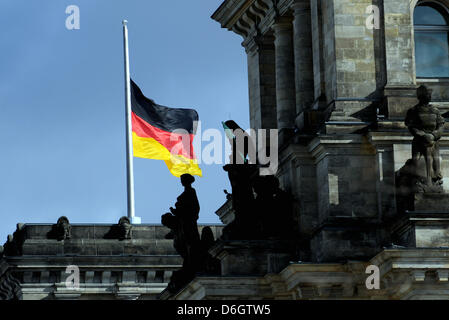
[[396, 85, 446, 212], [221, 120, 260, 239], [161, 174, 202, 293], [3, 235, 18, 257], [405, 85, 444, 189], [118, 216, 132, 240], [253, 175, 294, 240], [222, 162, 295, 241], [198, 227, 221, 275], [223, 120, 257, 165], [222, 163, 259, 239], [55, 216, 72, 241], [224, 189, 232, 201], [166, 173, 201, 263], [2, 224, 25, 256]]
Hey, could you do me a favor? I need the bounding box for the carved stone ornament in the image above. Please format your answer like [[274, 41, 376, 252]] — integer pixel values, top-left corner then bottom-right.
[[118, 216, 132, 240], [55, 216, 72, 241]]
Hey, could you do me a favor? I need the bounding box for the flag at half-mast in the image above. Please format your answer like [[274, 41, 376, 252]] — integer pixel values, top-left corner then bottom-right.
[[130, 80, 202, 177]]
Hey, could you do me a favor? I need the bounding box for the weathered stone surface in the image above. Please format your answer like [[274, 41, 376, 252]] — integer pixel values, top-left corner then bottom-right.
[[0, 223, 223, 300], [6, 0, 449, 301], [245, 35, 277, 130], [393, 212, 449, 248], [173, 249, 449, 300], [210, 240, 292, 276], [164, 0, 449, 300], [0, 261, 22, 300], [310, 218, 386, 263], [273, 17, 296, 131], [414, 193, 449, 212], [292, 2, 314, 115]]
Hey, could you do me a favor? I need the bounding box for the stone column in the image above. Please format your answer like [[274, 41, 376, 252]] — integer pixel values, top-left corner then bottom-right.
[[244, 35, 277, 130], [383, 0, 418, 118], [272, 17, 296, 131], [292, 1, 314, 117]]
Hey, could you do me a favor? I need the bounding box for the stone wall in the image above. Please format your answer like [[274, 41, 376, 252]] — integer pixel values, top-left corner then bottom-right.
[[212, 0, 449, 263], [1, 223, 223, 300], [174, 249, 449, 300]]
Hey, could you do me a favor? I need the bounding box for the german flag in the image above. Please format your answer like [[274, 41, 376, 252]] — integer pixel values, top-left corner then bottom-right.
[[131, 80, 202, 177]]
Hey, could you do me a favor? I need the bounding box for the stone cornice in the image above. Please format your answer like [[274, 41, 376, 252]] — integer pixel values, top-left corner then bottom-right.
[[172, 248, 449, 299], [212, 0, 260, 33], [172, 277, 267, 300], [280, 131, 449, 167], [307, 135, 377, 164], [212, 0, 294, 42], [368, 132, 449, 147]]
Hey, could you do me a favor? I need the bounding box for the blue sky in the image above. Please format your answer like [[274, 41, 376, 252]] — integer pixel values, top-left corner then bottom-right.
[[0, 0, 249, 242]]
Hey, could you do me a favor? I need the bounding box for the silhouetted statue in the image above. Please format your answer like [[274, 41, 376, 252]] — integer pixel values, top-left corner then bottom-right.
[[2, 224, 25, 257], [253, 175, 294, 240], [118, 216, 132, 240], [405, 85, 445, 189], [221, 120, 295, 241], [222, 163, 259, 239], [3, 235, 18, 257], [162, 174, 202, 293], [224, 190, 232, 201], [55, 216, 71, 241], [167, 174, 200, 264], [223, 120, 258, 165], [199, 227, 221, 275], [221, 120, 260, 239]]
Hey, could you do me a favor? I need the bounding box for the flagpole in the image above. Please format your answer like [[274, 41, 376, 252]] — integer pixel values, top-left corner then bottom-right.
[[122, 20, 139, 224]]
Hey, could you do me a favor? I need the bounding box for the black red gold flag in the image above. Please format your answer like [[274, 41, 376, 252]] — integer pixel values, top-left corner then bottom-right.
[[130, 80, 202, 177]]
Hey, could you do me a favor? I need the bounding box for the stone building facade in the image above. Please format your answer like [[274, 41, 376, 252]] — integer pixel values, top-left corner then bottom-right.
[[211, 0, 449, 261], [0, 221, 222, 300], [2, 0, 449, 300], [163, 0, 449, 299]]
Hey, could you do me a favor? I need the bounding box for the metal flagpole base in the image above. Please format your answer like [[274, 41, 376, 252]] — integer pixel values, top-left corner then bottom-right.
[[131, 216, 142, 224]]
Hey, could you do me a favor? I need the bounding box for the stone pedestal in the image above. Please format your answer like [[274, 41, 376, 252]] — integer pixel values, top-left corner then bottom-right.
[[414, 193, 449, 212], [393, 212, 449, 248], [310, 218, 386, 263], [384, 85, 418, 118], [295, 107, 332, 133], [215, 199, 234, 225], [210, 240, 292, 276]]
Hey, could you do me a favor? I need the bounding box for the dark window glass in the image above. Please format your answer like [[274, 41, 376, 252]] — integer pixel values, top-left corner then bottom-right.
[[415, 32, 449, 77], [414, 2, 449, 77], [414, 5, 448, 25]]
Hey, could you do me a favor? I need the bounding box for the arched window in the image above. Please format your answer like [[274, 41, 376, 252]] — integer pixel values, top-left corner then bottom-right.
[[414, 1, 449, 78]]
